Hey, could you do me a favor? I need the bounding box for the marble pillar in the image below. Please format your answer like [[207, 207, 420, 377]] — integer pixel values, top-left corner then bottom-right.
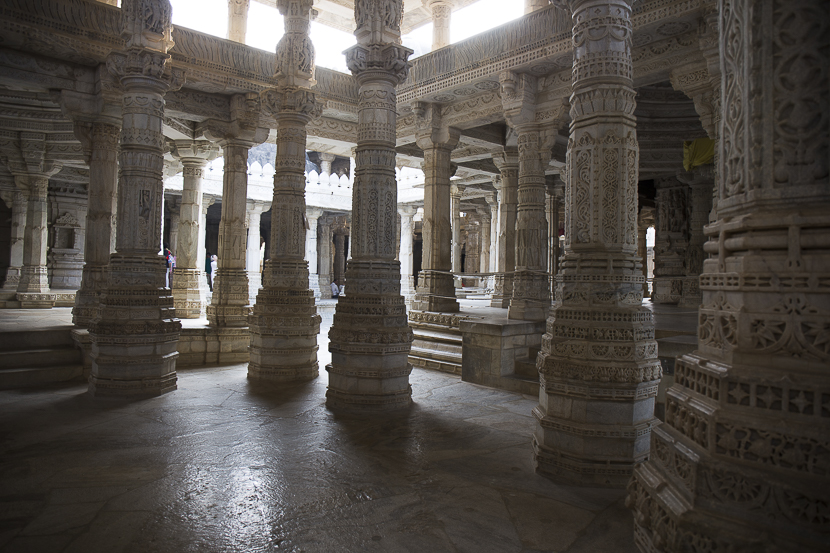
[[486, 193, 498, 274], [478, 208, 491, 275], [629, 1, 829, 550], [327, 0, 414, 410], [333, 232, 346, 284], [305, 207, 323, 299], [319, 153, 335, 176], [246, 200, 265, 304], [227, 0, 250, 44], [450, 183, 464, 275], [427, 0, 451, 50], [1, 191, 26, 290], [509, 128, 552, 321], [652, 176, 689, 304], [17, 176, 53, 301], [73, 122, 120, 327], [413, 103, 459, 313], [88, 0, 183, 397], [319, 217, 332, 299], [206, 121, 266, 328], [398, 205, 416, 305], [677, 165, 713, 308], [169, 140, 218, 319], [534, 0, 659, 486], [491, 150, 519, 308], [249, 0, 321, 384]]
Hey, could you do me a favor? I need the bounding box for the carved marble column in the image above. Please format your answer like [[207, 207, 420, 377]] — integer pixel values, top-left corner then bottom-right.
[[677, 165, 713, 308], [327, 0, 414, 410], [319, 152, 335, 176], [478, 208, 491, 275], [88, 0, 183, 397], [16, 176, 52, 298], [1, 191, 26, 290], [546, 182, 562, 299], [249, 0, 321, 383], [246, 200, 265, 303], [398, 205, 417, 305], [509, 127, 553, 321], [534, 0, 659, 486], [426, 0, 451, 50], [70, 122, 120, 326], [318, 217, 332, 299], [486, 193, 498, 274], [652, 176, 689, 304], [306, 207, 323, 299], [491, 150, 519, 308], [413, 102, 459, 313], [450, 183, 464, 275], [333, 231, 346, 283], [227, 0, 250, 44], [629, 2, 830, 550], [169, 140, 218, 319]]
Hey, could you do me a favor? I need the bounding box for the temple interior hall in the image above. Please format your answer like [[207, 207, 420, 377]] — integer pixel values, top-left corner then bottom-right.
[[0, 0, 827, 552]]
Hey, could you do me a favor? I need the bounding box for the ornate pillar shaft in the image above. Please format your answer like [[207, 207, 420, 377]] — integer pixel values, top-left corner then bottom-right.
[[398, 205, 416, 304], [333, 233, 346, 282], [677, 166, 714, 308], [246, 201, 264, 302], [319, 153, 335, 175], [534, 0, 659, 486], [88, 0, 183, 397], [207, 139, 253, 327], [450, 183, 463, 274], [479, 211, 491, 274], [327, 0, 414, 410], [306, 207, 323, 298], [428, 1, 451, 50], [491, 151, 519, 308], [630, 1, 830, 550], [17, 177, 50, 294], [249, 0, 321, 383], [637, 210, 652, 300], [509, 129, 551, 321], [487, 194, 498, 274], [2, 191, 26, 290], [73, 122, 119, 327], [197, 196, 214, 295], [318, 218, 332, 298], [227, 0, 250, 43], [652, 177, 688, 304], [413, 112, 459, 313]]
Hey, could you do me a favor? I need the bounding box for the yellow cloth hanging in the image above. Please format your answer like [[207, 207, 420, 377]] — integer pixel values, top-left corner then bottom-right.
[[683, 138, 716, 171]]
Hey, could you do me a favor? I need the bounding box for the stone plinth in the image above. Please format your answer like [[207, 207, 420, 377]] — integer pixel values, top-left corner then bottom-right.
[[460, 317, 545, 396], [175, 326, 250, 366]]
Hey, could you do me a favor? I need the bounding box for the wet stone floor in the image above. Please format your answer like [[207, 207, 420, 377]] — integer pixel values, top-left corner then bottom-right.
[[0, 364, 637, 553]]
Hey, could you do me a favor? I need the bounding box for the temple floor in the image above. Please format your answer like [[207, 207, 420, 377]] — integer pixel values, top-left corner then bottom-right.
[[0, 308, 637, 553]]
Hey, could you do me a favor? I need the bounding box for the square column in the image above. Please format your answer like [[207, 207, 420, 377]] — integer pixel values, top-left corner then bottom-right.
[[1, 191, 27, 291], [318, 217, 333, 299], [305, 207, 323, 299], [491, 151, 519, 308], [246, 200, 266, 304]]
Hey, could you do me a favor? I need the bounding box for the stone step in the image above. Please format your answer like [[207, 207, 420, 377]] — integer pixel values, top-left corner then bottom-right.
[[0, 347, 81, 369], [0, 365, 84, 389], [0, 329, 74, 351], [410, 326, 463, 375]]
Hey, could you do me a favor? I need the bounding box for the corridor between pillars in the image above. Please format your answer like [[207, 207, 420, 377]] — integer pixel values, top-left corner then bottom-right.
[[248, 0, 321, 384], [629, 1, 830, 550], [327, 0, 414, 410], [533, 0, 660, 486], [88, 0, 183, 397]]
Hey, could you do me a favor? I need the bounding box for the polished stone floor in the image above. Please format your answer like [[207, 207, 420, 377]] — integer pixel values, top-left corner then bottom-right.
[[0, 361, 636, 552]]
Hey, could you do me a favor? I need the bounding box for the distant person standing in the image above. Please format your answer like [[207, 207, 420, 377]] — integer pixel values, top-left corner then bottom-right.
[[331, 279, 339, 299], [210, 255, 218, 286], [205, 252, 213, 292], [164, 247, 175, 288]]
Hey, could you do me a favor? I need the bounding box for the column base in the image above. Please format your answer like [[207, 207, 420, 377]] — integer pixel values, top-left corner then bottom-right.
[[2, 268, 21, 290], [490, 273, 513, 308], [73, 265, 109, 328], [319, 274, 332, 299], [207, 269, 250, 327], [677, 275, 701, 308], [508, 271, 550, 321], [326, 259, 414, 411], [248, 271, 262, 305], [248, 273, 321, 383], [413, 270, 459, 313], [177, 326, 251, 366], [88, 254, 181, 398], [172, 268, 205, 319], [652, 276, 683, 304], [308, 273, 320, 300], [16, 292, 57, 308]]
